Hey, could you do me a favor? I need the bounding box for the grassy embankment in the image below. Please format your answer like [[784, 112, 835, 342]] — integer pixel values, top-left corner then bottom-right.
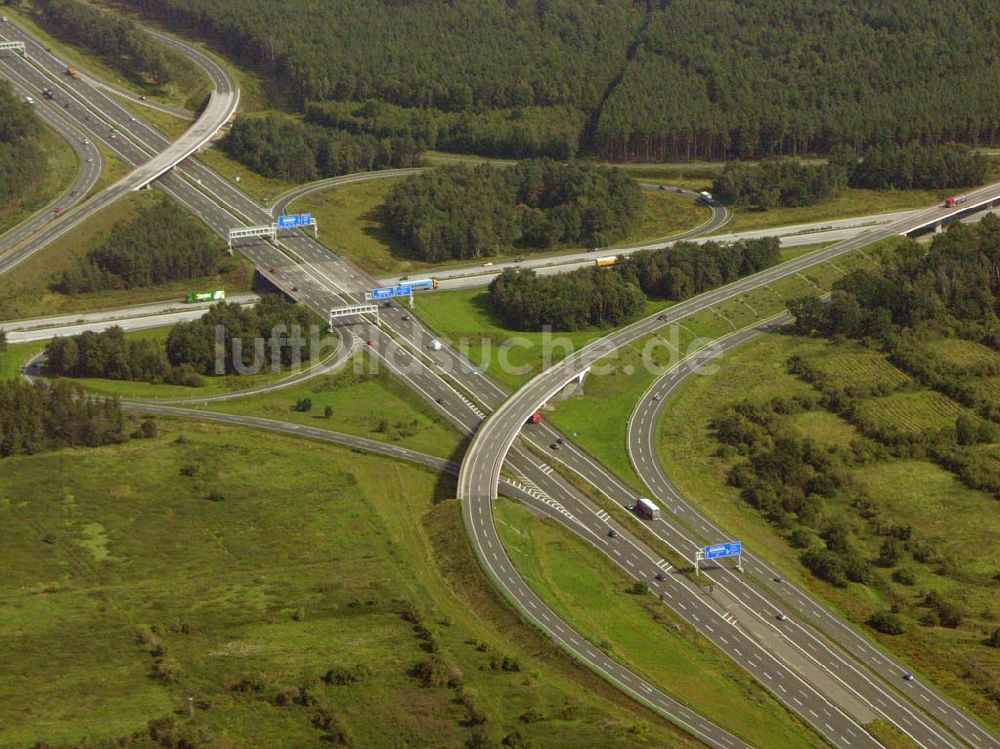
[[0, 190, 254, 322], [0, 421, 713, 749], [657, 334, 1000, 729]]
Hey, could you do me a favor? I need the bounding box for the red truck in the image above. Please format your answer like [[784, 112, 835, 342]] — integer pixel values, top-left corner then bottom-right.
[[526, 412, 542, 424], [945, 196, 967, 208]]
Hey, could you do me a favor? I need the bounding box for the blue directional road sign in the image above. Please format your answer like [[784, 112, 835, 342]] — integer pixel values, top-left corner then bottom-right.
[[299, 212, 313, 226], [278, 214, 299, 229], [371, 285, 413, 301], [704, 542, 742, 560]]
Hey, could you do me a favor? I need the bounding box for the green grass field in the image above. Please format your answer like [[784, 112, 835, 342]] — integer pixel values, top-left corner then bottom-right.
[[0, 124, 78, 238], [798, 346, 912, 393], [657, 333, 1000, 728], [294, 175, 713, 278], [922, 337, 1000, 371], [0, 191, 254, 322], [200, 350, 467, 460], [495, 500, 824, 749], [853, 390, 965, 436], [0, 421, 709, 748]]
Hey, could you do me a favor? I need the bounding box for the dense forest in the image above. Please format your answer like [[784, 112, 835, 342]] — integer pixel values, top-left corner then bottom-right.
[[0, 82, 48, 215], [222, 114, 423, 182], [166, 296, 315, 376], [32, 0, 177, 84], [788, 218, 1000, 347], [53, 198, 224, 294], [384, 161, 642, 261], [848, 143, 989, 191], [123, 0, 1000, 161], [488, 237, 780, 331], [0, 380, 126, 457]]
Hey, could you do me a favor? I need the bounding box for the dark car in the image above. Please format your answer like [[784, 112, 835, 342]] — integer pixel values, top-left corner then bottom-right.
[[608, 529, 618, 538], [655, 572, 667, 581]]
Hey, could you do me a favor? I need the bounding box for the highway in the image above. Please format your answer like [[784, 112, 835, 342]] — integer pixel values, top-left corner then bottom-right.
[[626, 315, 1000, 749], [0, 52, 102, 254], [1, 293, 259, 343], [458, 182, 1000, 749], [0, 25, 763, 746], [0, 20, 239, 274], [3, 17, 998, 748]]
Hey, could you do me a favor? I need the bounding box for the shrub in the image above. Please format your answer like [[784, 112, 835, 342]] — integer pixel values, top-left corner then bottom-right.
[[869, 611, 906, 635]]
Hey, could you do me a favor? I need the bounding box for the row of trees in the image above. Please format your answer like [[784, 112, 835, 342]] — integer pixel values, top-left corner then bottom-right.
[[305, 100, 584, 160], [0, 82, 47, 214], [488, 267, 644, 331], [53, 198, 222, 294], [222, 114, 423, 182], [34, 0, 177, 84], [617, 237, 782, 301], [486, 237, 781, 331], [45, 327, 203, 386], [0, 380, 125, 457], [44, 297, 314, 385], [712, 160, 847, 210], [383, 160, 642, 261]]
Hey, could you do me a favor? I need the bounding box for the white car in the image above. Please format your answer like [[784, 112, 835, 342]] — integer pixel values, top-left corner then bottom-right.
[[429, 339, 443, 351]]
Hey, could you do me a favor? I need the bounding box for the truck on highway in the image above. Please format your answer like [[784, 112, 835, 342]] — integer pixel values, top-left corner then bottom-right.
[[66, 66, 80, 80], [634, 497, 661, 520], [526, 411, 542, 424], [945, 196, 967, 208], [595, 256, 619, 268], [408, 278, 439, 291], [185, 290, 226, 303], [698, 191, 714, 204]]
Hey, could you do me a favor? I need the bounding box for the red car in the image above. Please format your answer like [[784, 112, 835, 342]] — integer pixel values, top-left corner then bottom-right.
[[54, 207, 64, 215], [269, 267, 278, 274]]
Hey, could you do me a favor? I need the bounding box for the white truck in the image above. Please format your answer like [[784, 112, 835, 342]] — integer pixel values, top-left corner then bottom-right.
[[698, 191, 714, 204], [634, 497, 661, 520]]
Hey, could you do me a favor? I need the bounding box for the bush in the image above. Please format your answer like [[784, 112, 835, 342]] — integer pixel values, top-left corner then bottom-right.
[[892, 567, 917, 586], [628, 581, 649, 595], [801, 548, 849, 588], [869, 611, 906, 635], [294, 398, 313, 413]]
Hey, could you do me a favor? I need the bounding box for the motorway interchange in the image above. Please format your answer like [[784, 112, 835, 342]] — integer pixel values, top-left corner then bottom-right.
[[2, 17, 1000, 749]]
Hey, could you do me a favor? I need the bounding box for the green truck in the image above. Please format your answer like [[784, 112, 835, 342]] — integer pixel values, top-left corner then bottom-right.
[[185, 290, 226, 303]]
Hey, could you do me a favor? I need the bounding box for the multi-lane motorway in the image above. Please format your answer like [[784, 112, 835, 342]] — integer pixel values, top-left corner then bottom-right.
[[2, 16, 999, 749]]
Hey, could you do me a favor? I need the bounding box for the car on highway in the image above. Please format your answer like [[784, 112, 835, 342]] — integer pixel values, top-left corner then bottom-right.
[[269, 267, 278, 274], [652, 393, 661, 401], [401, 314, 410, 321], [657, 314, 668, 321], [366, 339, 375, 346], [429, 339, 443, 351], [436, 397, 445, 405], [655, 572, 667, 581], [776, 613, 787, 621], [658, 185, 668, 191], [903, 673, 914, 682], [607, 529, 618, 538], [550, 442, 560, 450], [291, 285, 299, 292], [399, 275, 410, 281], [54, 207, 64, 215]]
